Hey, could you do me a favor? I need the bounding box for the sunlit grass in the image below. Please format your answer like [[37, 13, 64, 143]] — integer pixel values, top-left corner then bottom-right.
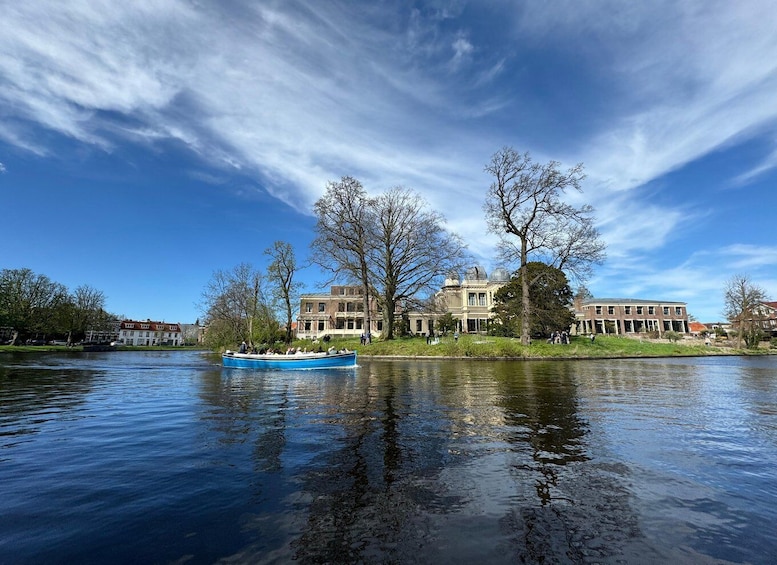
[[290, 333, 769, 359], [2, 335, 769, 359]]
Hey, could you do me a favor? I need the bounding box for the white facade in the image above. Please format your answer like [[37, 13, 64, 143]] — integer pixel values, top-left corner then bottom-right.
[[118, 320, 183, 346]]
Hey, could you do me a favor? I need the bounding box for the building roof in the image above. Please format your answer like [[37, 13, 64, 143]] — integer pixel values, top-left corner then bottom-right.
[[120, 320, 181, 331], [582, 298, 687, 306]]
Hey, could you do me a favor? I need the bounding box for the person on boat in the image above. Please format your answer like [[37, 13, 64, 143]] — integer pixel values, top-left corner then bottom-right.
[[239, 341, 247, 353]]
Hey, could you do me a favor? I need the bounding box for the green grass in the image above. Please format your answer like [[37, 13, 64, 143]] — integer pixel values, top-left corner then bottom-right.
[[3, 335, 770, 359], [288, 334, 771, 359]]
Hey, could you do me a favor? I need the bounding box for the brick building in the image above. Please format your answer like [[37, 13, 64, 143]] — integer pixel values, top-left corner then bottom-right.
[[575, 298, 690, 335]]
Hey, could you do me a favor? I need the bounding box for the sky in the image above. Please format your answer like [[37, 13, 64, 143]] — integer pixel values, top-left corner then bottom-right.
[[2, 0, 776, 324]]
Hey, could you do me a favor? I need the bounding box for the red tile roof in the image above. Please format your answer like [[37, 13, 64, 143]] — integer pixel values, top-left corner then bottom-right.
[[120, 320, 181, 332]]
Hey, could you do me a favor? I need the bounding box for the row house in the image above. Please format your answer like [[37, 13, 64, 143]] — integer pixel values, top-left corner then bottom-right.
[[576, 298, 690, 336], [296, 286, 384, 339], [117, 320, 183, 346]]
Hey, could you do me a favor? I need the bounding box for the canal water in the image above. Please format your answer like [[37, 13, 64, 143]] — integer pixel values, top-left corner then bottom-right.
[[1, 351, 775, 564]]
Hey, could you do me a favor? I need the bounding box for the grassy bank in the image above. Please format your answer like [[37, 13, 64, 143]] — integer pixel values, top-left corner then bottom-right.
[[292, 333, 775, 359], [2, 336, 773, 359]]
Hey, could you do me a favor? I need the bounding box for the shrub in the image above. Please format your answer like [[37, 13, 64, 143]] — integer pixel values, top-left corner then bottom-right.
[[664, 331, 681, 343]]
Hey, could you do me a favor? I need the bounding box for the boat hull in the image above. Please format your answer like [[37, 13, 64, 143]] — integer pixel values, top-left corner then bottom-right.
[[222, 351, 357, 370]]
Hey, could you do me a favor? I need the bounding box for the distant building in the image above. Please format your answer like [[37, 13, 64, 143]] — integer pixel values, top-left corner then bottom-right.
[[406, 266, 511, 335], [117, 320, 183, 346], [730, 301, 777, 338], [575, 298, 690, 335], [758, 301, 777, 337], [296, 286, 383, 339], [83, 320, 121, 344]]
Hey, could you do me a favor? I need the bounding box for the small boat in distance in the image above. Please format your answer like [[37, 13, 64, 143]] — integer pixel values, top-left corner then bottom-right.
[[222, 349, 357, 370]]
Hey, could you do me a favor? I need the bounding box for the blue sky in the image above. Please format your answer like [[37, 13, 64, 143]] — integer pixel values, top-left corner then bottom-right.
[[2, 0, 776, 324]]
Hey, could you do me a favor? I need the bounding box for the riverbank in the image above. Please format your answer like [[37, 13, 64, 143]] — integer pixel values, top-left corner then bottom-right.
[[300, 334, 776, 359], [2, 335, 773, 359]]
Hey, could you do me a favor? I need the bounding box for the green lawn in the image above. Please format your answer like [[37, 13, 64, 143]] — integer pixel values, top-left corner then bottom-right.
[[290, 333, 772, 359], [2, 335, 771, 358]]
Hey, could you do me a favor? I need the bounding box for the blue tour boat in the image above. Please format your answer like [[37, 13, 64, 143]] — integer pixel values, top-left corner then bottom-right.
[[222, 350, 357, 370]]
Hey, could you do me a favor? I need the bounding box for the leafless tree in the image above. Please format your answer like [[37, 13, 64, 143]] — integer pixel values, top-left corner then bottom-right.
[[265, 240, 303, 344], [200, 263, 276, 348], [724, 274, 768, 348], [312, 177, 375, 335], [484, 147, 606, 345], [368, 187, 469, 339], [58, 285, 107, 345]]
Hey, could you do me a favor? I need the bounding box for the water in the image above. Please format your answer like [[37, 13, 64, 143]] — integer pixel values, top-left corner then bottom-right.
[[1, 351, 776, 564]]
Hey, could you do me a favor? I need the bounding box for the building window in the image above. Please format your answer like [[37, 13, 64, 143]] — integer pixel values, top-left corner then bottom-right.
[[675, 307, 682, 315], [318, 303, 326, 313], [648, 306, 655, 315], [595, 306, 602, 315], [346, 303, 355, 312], [304, 321, 311, 331], [347, 320, 354, 330], [468, 293, 477, 306], [608, 306, 615, 315], [318, 321, 325, 331], [663, 307, 670, 315], [377, 321, 383, 331], [625, 306, 631, 314], [636, 306, 643, 315], [338, 302, 345, 312], [479, 293, 486, 306], [305, 302, 313, 313]]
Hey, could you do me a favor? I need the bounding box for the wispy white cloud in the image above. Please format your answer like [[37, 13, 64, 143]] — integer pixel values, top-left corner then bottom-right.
[[0, 162, 6, 173], [1, 0, 776, 319]]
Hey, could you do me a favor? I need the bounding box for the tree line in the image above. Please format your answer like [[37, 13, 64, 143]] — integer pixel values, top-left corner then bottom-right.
[[201, 146, 608, 348], [0, 268, 117, 345]]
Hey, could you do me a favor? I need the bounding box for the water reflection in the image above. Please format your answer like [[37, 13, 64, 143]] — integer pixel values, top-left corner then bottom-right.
[[0, 355, 97, 454], [3, 352, 775, 564]]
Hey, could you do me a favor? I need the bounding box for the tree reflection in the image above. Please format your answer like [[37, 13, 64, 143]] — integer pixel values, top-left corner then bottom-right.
[[493, 361, 589, 505]]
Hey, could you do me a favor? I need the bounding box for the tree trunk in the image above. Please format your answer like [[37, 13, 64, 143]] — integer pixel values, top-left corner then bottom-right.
[[383, 295, 395, 340], [520, 237, 531, 346]]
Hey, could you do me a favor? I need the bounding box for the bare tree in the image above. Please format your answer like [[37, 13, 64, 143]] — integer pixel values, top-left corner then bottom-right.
[[312, 176, 375, 335], [55, 285, 107, 345], [368, 187, 469, 339], [484, 147, 605, 345], [199, 263, 277, 349], [265, 240, 302, 345], [724, 274, 768, 349]]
